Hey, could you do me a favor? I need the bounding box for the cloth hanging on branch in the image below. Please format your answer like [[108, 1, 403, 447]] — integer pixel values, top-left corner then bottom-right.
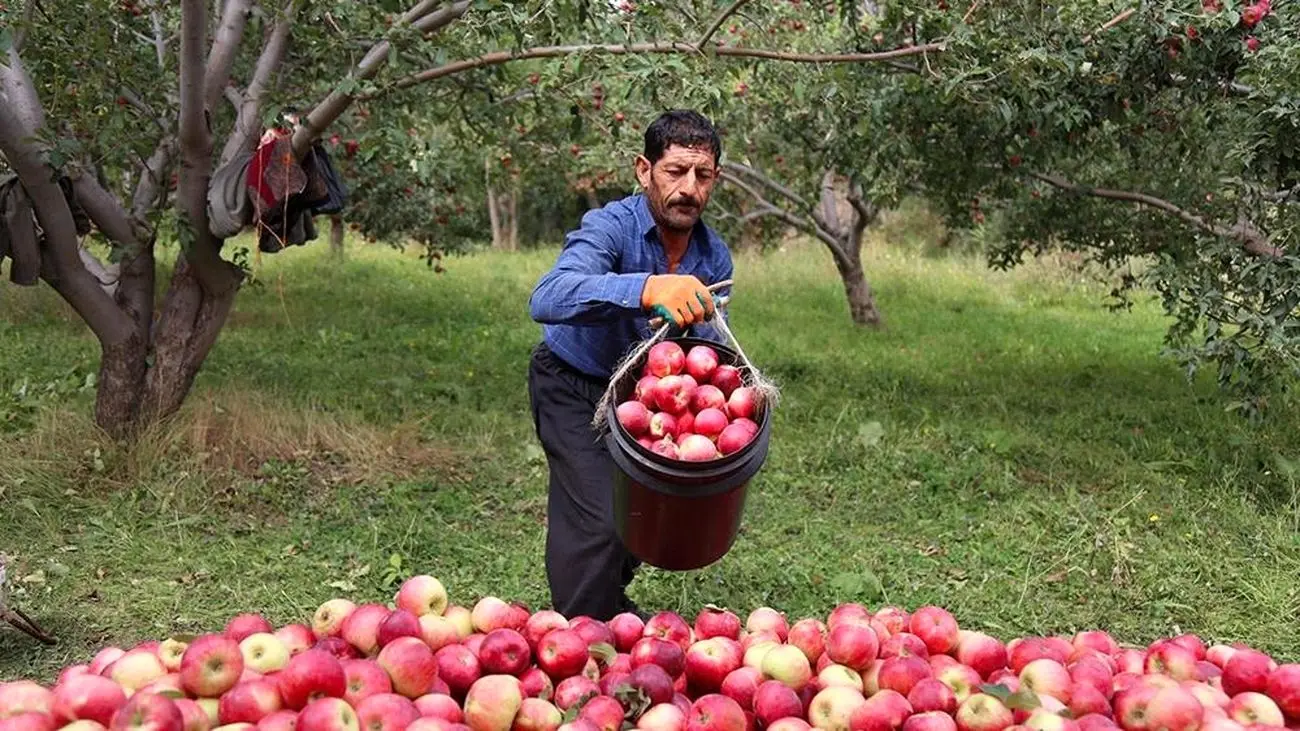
[[0, 173, 93, 286]]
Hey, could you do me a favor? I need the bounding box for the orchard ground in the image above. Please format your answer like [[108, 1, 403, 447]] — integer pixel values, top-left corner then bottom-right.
[[2, 215, 1299, 683]]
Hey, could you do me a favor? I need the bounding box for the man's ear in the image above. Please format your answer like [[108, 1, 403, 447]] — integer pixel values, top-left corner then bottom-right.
[[634, 154, 652, 189]]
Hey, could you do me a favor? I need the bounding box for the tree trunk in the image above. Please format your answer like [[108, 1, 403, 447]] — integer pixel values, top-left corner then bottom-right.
[[95, 332, 149, 436], [507, 185, 518, 251], [584, 188, 599, 210], [330, 214, 345, 258], [833, 235, 883, 327]]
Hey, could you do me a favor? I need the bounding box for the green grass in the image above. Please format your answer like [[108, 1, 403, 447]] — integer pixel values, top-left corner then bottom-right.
[[2, 232, 1299, 684]]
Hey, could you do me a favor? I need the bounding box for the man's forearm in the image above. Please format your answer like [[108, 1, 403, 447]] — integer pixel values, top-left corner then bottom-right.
[[529, 270, 650, 326]]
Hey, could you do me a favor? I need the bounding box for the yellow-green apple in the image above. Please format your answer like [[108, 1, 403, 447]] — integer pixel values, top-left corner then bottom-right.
[[879, 656, 932, 697], [276, 649, 347, 710], [180, 636, 244, 698], [552, 677, 598, 712], [355, 693, 420, 731], [226, 616, 275, 644], [519, 668, 553, 701], [108, 693, 184, 731], [632, 638, 686, 679], [341, 659, 392, 707], [645, 613, 693, 651], [694, 608, 742, 642], [1265, 663, 1300, 719], [218, 680, 283, 725], [767, 720, 811, 731], [464, 676, 523, 731], [62, 720, 107, 731], [719, 668, 763, 712], [577, 696, 623, 731], [109, 651, 169, 693], [479, 630, 531, 677], [395, 576, 449, 618], [742, 642, 779, 673], [851, 688, 912, 731], [253, 710, 295, 731], [818, 665, 864, 692], [414, 695, 462, 724], [956, 633, 1009, 680], [91, 650, 127, 677], [194, 699, 218, 727], [535, 629, 588, 681], [0, 682, 54, 718], [687, 694, 746, 731], [1228, 692, 1284, 727], [413, 616, 456, 654], [240, 635, 291, 675], [523, 612, 569, 651], [443, 606, 474, 640], [881, 634, 929, 660], [1206, 646, 1236, 670], [1019, 660, 1072, 704], [376, 611, 422, 650], [753, 681, 802, 727], [827, 604, 871, 632], [941, 660, 977, 702], [740, 633, 781, 655], [1142, 686, 1203, 731], [628, 665, 676, 706], [637, 703, 686, 731], [340, 605, 391, 658], [512, 698, 560, 731], [309, 600, 356, 639], [744, 610, 789, 643], [862, 660, 886, 696], [376, 637, 437, 699], [609, 614, 645, 654], [159, 641, 189, 673], [787, 620, 827, 664], [760, 645, 812, 692], [1223, 650, 1276, 697], [955, 694, 1014, 731], [274, 625, 317, 657], [295, 698, 358, 731], [1144, 643, 1199, 682], [908, 678, 957, 714], [826, 623, 879, 672], [909, 607, 960, 656], [1023, 710, 1078, 731], [905, 711, 959, 731], [53, 675, 127, 727], [806, 686, 865, 731]]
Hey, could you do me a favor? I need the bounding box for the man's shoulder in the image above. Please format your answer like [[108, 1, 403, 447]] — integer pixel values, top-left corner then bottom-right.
[[578, 193, 648, 231]]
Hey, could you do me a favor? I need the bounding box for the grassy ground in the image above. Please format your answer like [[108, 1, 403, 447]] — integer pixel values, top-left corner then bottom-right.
[[2, 229, 1298, 684]]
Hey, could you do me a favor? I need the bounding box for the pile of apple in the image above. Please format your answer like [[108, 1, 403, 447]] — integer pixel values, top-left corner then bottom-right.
[[3, 575, 1299, 731], [615, 341, 761, 462]]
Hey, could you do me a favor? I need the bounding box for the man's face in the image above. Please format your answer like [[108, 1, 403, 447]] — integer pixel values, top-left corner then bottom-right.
[[635, 144, 718, 234]]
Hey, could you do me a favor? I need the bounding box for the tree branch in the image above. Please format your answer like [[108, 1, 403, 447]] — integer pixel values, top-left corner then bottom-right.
[[0, 103, 134, 346], [293, 0, 473, 157], [1, 47, 46, 136], [372, 40, 948, 100], [221, 0, 299, 164], [721, 170, 848, 265], [151, 9, 169, 69], [1082, 8, 1136, 44], [723, 161, 812, 211], [1029, 171, 1284, 258], [133, 137, 175, 222], [818, 170, 842, 234], [698, 0, 750, 48], [204, 0, 253, 111]]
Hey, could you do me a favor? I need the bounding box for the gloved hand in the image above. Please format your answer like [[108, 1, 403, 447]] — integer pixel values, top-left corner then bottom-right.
[[641, 274, 715, 329]]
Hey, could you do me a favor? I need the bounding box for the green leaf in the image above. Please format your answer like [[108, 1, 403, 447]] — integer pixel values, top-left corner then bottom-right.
[[169, 633, 197, 644], [588, 642, 617, 665], [979, 683, 1012, 702], [1005, 688, 1043, 711]]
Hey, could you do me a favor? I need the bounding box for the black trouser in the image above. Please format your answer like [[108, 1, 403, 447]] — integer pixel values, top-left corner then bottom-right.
[[527, 342, 642, 621]]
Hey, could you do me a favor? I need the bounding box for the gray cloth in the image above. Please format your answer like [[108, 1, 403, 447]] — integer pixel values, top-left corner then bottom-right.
[[0, 173, 41, 285], [207, 151, 255, 239]]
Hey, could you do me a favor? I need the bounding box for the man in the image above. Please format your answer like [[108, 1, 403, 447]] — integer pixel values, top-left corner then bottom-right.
[[527, 109, 734, 621]]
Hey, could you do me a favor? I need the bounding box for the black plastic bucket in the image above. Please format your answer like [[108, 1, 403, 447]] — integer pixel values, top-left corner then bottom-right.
[[603, 336, 773, 571]]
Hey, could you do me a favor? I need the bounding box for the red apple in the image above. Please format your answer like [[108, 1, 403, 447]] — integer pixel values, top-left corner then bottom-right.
[[905, 712, 959, 731], [725, 388, 757, 420], [686, 639, 743, 695], [687, 695, 746, 731], [1141, 686, 1201, 731], [512, 699, 560, 731], [1223, 650, 1276, 697], [954, 633, 1008, 681], [617, 402, 653, 437], [909, 607, 960, 656], [695, 608, 742, 641], [1113, 651, 1144, 676], [51, 675, 126, 726], [880, 634, 929, 660], [850, 688, 912, 731], [108, 694, 184, 731], [295, 698, 358, 731], [341, 659, 392, 707], [654, 377, 695, 416], [375, 611, 422, 650], [1074, 715, 1118, 731], [354, 694, 419, 731], [629, 665, 676, 706], [908, 678, 957, 714], [472, 597, 528, 635], [1228, 692, 1285, 727], [1019, 659, 1071, 704], [313, 601, 357, 639], [226, 616, 275, 644], [219, 680, 284, 725], [535, 629, 588, 681], [376, 637, 437, 699], [1009, 640, 1068, 675], [753, 682, 802, 728], [415, 695, 462, 722], [1071, 632, 1118, 661], [826, 605, 871, 631], [1067, 683, 1110, 719], [277, 650, 348, 711], [788, 620, 827, 664], [107, 651, 168, 693], [517, 668, 552, 701], [1265, 663, 1300, 719], [1207, 646, 1236, 670], [393, 576, 448, 618], [826, 623, 879, 672], [691, 385, 726, 414], [609, 614, 645, 654], [955, 694, 1014, 731], [464, 676, 523, 731], [637, 704, 686, 731], [523, 612, 569, 651], [174, 699, 208, 731], [435, 645, 481, 699], [553, 677, 599, 712], [716, 424, 754, 456], [686, 346, 720, 382], [89, 650, 127, 677], [693, 409, 728, 441], [577, 697, 623, 731], [767, 720, 811, 731], [720, 668, 764, 712], [635, 376, 661, 407], [180, 635, 244, 698], [710, 366, 743, 398], [274, 626, 318, 658], [313, 638, 359, 662], [647, 342, 686, 378], [1145, 642, 1198, 682], [644, 613, 693, 651], [1113, 683, 1159, 731], [0, 682, 53, 720], [744, 609, 788, 643], [340, 605, 391, 657], [0, 713, 56, 731], [478, 630, 532, 677]]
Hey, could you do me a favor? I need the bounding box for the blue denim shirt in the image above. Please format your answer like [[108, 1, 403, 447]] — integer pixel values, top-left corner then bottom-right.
[[529, 193, 734, 379]]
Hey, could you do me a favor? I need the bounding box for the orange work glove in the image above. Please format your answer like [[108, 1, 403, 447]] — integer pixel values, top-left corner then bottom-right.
[[641, 274, 716, 329]]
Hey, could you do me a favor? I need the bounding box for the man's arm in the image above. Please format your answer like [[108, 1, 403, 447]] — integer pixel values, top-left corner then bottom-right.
[[529, 209, 650, 326]]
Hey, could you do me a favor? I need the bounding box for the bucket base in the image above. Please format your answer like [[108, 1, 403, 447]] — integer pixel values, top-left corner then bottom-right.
[[612, 470, 750, 571]]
